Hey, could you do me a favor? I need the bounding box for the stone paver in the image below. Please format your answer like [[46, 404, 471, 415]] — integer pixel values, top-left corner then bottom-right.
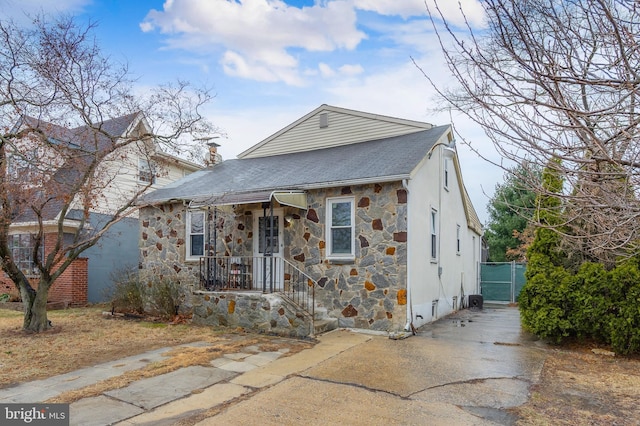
[[104, 366, 236, 410], [0, 347, 173, 403], [70, 395, 144, 426], [115, 383, 250, 426]]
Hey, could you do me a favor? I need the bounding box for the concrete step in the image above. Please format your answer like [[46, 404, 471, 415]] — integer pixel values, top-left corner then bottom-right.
[[313, 306, 328, 320], [313, 318, 338, 335]]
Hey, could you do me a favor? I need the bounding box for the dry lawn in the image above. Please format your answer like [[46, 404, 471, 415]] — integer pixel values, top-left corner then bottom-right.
[[514, 346, 640, 425], [0, 306, 314, 403]]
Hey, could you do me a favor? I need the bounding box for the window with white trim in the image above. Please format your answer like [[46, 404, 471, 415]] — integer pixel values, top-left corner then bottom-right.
[[456, 224, 461, 254], [186, 210, 205, 259], [138, 158, 156, 184], [430, 208, 438, 261], [326, 197, 355, 258], [444, 158, 450, 190], [9, 234, 42, 276]]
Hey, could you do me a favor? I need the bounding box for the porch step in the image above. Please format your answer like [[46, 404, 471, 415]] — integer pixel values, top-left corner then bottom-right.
[[314, 306, 329, 320], [313, 318, 338, 335]]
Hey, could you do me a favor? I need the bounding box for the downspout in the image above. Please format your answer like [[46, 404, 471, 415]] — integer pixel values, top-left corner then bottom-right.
[[402, 178, 414, 332]]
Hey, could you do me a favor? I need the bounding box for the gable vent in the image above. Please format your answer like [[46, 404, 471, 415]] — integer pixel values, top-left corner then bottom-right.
[[319, 112, 328, 128]]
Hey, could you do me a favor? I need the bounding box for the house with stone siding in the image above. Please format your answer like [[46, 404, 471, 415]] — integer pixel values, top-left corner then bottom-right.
[[138, 105, 483, 336]]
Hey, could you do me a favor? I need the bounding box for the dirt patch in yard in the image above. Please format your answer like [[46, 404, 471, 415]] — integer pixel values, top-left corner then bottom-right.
[[514, 345, 640, 425], [0, 306, 314, 401]]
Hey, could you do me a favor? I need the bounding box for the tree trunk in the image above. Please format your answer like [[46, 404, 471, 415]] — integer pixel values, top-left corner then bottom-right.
[[21, 280, 51, 332]]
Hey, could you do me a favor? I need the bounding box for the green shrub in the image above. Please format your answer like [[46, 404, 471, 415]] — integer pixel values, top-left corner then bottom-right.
[[607, 264, 640, 354], [519, 260, 575, 343], [520, 258, 640, 354]]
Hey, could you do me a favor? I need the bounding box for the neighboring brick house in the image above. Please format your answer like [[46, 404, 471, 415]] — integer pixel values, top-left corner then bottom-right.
[[1, 113, 201, 306], [139, 105, 483, 336]]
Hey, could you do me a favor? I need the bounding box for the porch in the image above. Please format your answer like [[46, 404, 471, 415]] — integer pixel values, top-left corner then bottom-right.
[[198, 255, 316, 318], [192, 255, 337, 337]]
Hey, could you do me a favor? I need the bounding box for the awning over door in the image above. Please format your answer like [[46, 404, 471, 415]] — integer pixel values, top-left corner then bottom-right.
[[271, 191, 307, 210], [190, 190, 307, 210]]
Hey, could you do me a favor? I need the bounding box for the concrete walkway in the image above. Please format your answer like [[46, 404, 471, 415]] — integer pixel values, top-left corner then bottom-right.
[[0, 305, 548, 425]]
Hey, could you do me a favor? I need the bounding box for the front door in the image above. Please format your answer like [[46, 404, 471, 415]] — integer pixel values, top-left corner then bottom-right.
[[253, 208, 284, 291]]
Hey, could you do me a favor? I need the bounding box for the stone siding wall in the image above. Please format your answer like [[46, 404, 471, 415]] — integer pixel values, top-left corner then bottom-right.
[[139, 203, 199, 308], [139, 181, 408, 332], [285, 182, 408, 331], [192, 291, 311, 337]]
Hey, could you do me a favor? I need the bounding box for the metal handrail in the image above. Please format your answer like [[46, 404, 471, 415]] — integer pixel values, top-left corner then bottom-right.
[[199, 256, 317, 320]]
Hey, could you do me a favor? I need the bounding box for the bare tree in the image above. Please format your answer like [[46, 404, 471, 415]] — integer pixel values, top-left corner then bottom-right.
[[0, 15, 218, 331], [420, 0, 640, 265]]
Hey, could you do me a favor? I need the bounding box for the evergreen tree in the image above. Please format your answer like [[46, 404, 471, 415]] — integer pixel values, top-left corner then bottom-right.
[[484, 165, 538, 262]]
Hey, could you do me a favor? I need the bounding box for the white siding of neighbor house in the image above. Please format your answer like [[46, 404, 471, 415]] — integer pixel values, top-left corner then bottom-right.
[[239, 105, 433, 159], [406, 136, 482, 329], [99, 149, 197, 218], [72, 141, 200, 217]]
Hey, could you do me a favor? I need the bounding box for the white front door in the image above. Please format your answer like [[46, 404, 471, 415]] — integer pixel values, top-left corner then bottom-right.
[[253, 208, 284, 290]]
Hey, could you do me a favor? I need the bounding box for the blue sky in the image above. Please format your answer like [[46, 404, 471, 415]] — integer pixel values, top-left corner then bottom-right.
[[1, 0, 501, 223]]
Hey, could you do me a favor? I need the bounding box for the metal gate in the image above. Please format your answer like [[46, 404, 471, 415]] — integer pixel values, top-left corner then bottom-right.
[[480, 262, 526, 303]]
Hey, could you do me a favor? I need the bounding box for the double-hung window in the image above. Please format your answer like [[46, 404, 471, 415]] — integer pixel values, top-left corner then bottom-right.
[[326, 197, 355, 259], [444, 158, 450, 190], [430, 208, 438, 261], [138, 158, 156, 184], [187, 210, 205, 260], [9, 234, 42, 276]]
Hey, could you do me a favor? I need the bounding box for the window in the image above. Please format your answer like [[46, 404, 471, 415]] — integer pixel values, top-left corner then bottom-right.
[[430, 209, 438, 260], [326, 197, 355, 258], [443, 158, 450, 190], [138, 158, 156, 184], [7, 150, 37, 181], [456, 224, 461, 254], [9, 234, 42, 276], [187, 211, 205, 259], [258, 216, 280, 254]]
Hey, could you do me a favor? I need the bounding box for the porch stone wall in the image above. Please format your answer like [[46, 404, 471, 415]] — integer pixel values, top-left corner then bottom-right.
[[139, 203, 200, 309], [285, 182, 408, 332], [192, 291, 311, 337], [139, 203, 254, 311]]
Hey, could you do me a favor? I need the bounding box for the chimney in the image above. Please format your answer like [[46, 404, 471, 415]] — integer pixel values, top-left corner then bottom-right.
[[207, 141, 222, 166]]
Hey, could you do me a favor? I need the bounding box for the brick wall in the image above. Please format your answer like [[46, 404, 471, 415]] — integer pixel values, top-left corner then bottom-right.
[[0, 232, 89, 307]]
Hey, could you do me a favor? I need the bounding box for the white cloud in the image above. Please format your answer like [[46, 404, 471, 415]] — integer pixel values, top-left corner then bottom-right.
[[141, 0, 366, 84], [0, 0, 91, 21], [338, 64, 363, 76], [353, 0, 486, 27], [318, 63, 336, 78]]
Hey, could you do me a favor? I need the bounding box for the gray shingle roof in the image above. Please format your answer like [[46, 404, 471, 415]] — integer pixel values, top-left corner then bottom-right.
[[141, 125, 449, 205]]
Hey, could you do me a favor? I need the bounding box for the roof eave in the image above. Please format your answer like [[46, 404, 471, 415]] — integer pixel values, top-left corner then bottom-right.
[[139, 174, 412, 207]]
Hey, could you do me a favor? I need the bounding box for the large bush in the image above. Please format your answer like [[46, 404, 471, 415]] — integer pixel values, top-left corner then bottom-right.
[[520, 260, 640, 354], [519, 160, 640, 354], [108, 268, 185, 320]]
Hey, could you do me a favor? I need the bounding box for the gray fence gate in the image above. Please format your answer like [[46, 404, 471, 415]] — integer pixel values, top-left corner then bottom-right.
[[480, 262, 526, 303]]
